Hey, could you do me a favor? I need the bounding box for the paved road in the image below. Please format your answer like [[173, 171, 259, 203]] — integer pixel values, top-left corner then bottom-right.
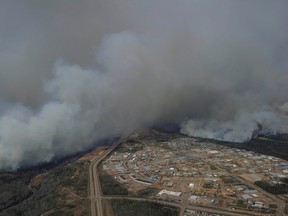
[[88, 136, 128, 216]]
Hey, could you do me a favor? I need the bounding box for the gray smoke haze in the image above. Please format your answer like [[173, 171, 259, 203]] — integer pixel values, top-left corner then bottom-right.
[[0, 0, 288, 170]]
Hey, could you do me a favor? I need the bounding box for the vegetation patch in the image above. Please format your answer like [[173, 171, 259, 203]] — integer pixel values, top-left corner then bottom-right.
[[111, 199, 179, 216], [0, 161, 89, 216], [255, 181, 288, 195], [99, 173, 128, 195], [236, 200, 247, 208], [0, 173, 33, 212], [269, 204, 277, 209], [136, 188, 160, 197], [220, 176, 239, 184], [210, 165, 217, 170]]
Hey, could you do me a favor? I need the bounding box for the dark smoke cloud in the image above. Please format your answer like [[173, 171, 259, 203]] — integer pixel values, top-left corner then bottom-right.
[[0, 0, 288, 169]]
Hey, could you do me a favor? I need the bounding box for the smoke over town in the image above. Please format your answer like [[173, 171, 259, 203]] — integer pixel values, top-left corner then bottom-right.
[[0, 0, 288, 170]]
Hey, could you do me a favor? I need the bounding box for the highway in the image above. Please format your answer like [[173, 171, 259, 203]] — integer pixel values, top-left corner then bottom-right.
[[88, 136, 128, 216]]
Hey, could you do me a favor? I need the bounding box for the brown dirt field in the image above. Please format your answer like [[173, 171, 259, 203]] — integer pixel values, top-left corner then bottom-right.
[[102, 200, 115, 216], [29, 173, 46, 186], [79, 146, 109, 161]]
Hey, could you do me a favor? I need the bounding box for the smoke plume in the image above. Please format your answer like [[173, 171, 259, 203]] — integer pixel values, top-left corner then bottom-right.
[[0, 0, 288, 170]]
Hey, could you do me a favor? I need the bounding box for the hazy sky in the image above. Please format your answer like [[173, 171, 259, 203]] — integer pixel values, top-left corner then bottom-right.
[[0, 0, 288, 169]]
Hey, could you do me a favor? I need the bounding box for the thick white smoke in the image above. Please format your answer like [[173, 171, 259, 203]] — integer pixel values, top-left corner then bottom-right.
[[0, 0, 288, 170]]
